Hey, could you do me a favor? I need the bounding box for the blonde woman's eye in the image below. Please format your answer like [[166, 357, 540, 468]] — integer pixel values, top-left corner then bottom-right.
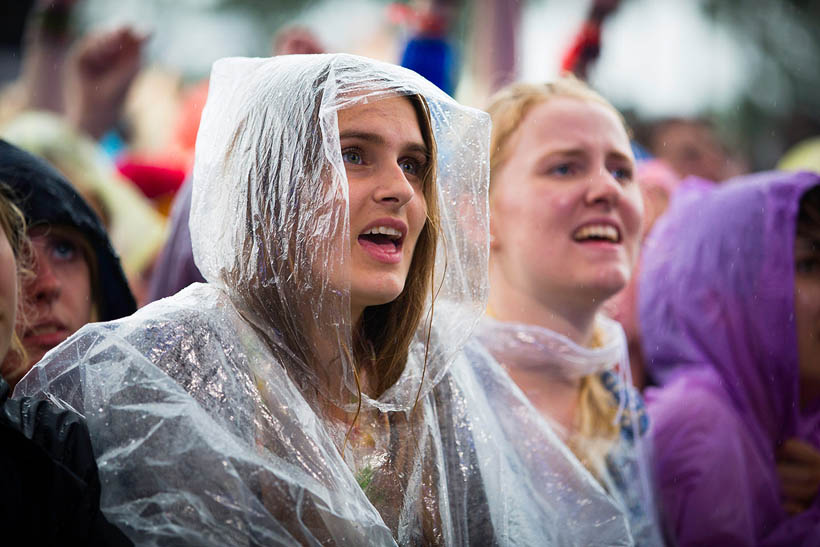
[[548, 163, 574, 176], [612, 167, 633, 182], [342, 149, 363, 165]]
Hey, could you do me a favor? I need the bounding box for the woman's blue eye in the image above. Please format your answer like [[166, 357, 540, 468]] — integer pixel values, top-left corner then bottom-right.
[[51, 238, 78, 261], [612, 167, 633, 182], [548, 163, 574, 176], [342, 149, 363, 165]]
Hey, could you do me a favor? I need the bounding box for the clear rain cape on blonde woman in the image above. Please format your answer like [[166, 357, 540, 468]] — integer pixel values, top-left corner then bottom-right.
[[16, 54, 633, 546], [474, 315, 664, 546]]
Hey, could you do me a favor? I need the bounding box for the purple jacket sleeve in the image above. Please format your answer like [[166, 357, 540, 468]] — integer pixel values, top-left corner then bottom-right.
[[648, 375, 784, 546]]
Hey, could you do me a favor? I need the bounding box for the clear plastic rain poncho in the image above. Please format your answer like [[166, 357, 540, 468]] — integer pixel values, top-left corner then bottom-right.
[[17, 54, 634, 546], [474, 315, 664, 546]]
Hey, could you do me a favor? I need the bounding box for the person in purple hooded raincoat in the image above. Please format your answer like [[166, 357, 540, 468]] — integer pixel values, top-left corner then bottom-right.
[[641, 170, 820, 546]]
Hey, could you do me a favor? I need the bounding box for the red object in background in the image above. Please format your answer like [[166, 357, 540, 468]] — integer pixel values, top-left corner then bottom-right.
[[173, 80, 209, 168], [387, 2, 447, 36], [560, 21, 602, 77], [117, 157, 185, 199]]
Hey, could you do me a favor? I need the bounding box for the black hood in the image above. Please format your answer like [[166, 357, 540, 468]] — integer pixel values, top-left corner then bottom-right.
[[0, 139, 136, 321]]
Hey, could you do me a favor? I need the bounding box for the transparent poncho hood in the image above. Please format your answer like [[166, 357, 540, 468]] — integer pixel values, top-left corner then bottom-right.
[[191, 54, 490, 411]]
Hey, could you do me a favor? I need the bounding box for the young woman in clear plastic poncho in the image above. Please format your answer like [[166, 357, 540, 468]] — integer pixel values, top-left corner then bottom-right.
[[641, 171, 820, 545], [470, 77, 664, 546], [15, 54, 634, 546]]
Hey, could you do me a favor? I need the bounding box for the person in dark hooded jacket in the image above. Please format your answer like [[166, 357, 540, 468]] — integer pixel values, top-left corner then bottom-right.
[[0, 180, 132, 545], [0, 139, 135, 387]]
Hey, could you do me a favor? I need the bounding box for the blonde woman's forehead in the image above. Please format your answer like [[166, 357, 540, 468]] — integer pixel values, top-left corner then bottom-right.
[[514, 98, 633, 159]]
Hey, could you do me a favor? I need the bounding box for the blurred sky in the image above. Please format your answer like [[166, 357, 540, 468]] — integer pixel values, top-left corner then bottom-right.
[[521, 0, 752, 117]]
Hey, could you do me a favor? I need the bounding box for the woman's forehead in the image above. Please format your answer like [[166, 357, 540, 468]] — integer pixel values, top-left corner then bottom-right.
[[516, 98, 633, 158], [28, 223, 88, 244], [337, 97, 424, 145]]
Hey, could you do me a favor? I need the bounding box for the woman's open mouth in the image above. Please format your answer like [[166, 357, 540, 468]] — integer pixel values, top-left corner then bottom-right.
[[357, 222, 406, 264], [571, 222, 622, 244], [23, 321, 70, 350]]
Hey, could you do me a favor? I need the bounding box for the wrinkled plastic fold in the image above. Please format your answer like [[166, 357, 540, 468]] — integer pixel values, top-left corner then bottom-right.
[[475, 315, 663, 545]]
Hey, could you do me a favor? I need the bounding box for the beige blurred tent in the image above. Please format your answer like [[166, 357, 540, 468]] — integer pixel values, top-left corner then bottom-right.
[[778, 136, 820, 174]]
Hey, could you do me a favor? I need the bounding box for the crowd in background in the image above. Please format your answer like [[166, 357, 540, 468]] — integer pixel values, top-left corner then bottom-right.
[[0, 0, 819, 545]]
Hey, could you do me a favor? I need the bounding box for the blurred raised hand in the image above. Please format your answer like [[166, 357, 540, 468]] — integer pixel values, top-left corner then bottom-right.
[[64, 26, 148, 140], [272, 26, 325, 56], [777, 438, 820, 515], [18, 0, 78, 114]]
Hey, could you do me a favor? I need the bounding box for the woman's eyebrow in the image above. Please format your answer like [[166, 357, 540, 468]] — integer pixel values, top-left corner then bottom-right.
[[540, 148, 586, 158], [339, 131, 384, 144], [607, 150, 635, 163], [404, 143, 430, 157], [339, 131, 429, 155]]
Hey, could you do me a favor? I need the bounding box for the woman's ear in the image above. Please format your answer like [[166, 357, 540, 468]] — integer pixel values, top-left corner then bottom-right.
[[452, 191, 491, 252], [489, 221, 497, 251], [488, 196, 501, 251]]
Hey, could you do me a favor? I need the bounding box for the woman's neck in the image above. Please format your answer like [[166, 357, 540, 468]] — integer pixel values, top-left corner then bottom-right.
[[488, 265, 599, 347]]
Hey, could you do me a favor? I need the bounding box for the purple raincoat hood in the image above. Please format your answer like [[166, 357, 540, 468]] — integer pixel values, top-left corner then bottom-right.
[[640, 170, 820, 545], [641, 170, 819, 447]]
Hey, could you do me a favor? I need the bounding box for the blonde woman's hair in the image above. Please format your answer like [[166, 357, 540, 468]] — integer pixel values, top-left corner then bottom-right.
[[0, 184, 31, 380], [486, 76, 627, 481]]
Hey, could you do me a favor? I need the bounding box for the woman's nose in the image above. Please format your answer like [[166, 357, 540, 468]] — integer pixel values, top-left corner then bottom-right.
[[29, 250, 61, 306], [585, 167, 622, 207], [374, 163, 416, 207]]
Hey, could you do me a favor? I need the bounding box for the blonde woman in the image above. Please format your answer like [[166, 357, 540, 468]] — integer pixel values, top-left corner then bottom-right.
[[476, 77, 663, 545]]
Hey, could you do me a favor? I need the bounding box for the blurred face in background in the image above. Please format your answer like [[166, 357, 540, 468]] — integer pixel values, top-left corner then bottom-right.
[[650, 120, 737, 183], [338, 96, 429, 320], [490, 97, 643, 316], [19, 225, 94, 369], [795, 229, 820, 407]]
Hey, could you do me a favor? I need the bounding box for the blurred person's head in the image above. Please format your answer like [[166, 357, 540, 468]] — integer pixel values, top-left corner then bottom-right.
[[272, 26, 325, 56], [0, 140, 135, 385], [641, 171, 820, 437], [795, 185, 820, 406], [644, 118, 744, 183], [635, 159, 681, 236], [602, 159, 681, 389], [486, 76, 643, 338]]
